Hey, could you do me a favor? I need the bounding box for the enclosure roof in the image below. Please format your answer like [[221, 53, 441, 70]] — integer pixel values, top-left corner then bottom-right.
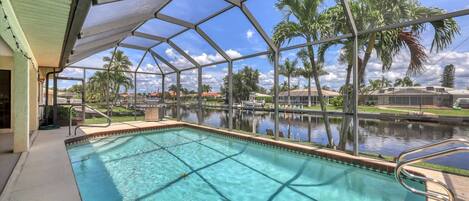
[[63, 0, 469, 74]]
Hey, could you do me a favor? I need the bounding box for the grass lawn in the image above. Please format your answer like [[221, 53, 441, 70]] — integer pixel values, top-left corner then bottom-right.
[[393, 107, 469, 116], [361, 152, 469, 177], [303, 105, 408, 114], [85, 103, 134, 113], [85, 115, 144, 124], [303, 105, 469, 116], [303, 105, 341, 111]]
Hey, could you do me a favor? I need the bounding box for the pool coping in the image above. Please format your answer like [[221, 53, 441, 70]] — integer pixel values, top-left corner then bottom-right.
[[66, 121, 451, 201]]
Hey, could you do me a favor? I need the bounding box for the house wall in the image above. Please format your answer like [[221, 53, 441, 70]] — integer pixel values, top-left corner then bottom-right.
[[279, 95, 331, 105], [0, 0, 39, 152], [367, 95, 454, 107]]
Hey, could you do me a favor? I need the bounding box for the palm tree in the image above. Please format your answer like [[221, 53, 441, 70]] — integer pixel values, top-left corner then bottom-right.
[[394, 76, 420, 87], [168, 84, 178, 93], [86, 71, 108, 102], [279, 58, 298, 105], [319, 0, 459, 147], [202, 84, 212, 93], [273, 0, 336, 147], [296, 49, 328, 107], [103, 50, 134, 107]]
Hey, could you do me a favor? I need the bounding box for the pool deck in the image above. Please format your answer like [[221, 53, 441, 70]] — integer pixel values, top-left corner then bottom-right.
[[0, 120, 467, 201]]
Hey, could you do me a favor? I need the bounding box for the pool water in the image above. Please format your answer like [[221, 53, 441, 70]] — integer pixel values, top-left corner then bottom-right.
[[67, 128, 425, 201]]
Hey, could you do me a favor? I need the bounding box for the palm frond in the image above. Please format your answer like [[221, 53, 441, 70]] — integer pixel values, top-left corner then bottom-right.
[[272, 21, 303, 47], [413, 7, 460, 52], [398, 32, 427, 75]]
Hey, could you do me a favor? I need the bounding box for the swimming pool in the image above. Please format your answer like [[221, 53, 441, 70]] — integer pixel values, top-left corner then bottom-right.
[[67, 127, 425, 201]]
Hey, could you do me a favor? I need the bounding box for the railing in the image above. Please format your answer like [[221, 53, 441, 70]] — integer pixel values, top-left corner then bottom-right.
[[69, 104, 112, 136], [395, 139, 469, 201]]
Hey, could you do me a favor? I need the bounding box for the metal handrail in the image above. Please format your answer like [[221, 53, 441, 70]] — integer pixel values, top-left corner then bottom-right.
[[395, 139, 469, 201], [69, 104, 112, 136]]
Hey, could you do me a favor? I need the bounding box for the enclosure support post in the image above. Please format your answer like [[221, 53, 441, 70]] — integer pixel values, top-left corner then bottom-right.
[[228, 61, 233, 130], [274, 50, 280, 140], [176, 71, 181, 121], [82, 69, 86, 121], [106, 47, 118, 116], [161, 74, 165, 103], [198, 66, 203, 125], [53, 72, 58, 125], [134, 72, 137, 121], [352, 36, 359, 155], [341, 0, 359, 155], [133, 51, 147, 121]]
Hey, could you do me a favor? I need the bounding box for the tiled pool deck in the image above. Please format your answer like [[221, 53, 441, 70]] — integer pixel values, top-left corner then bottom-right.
[[0, 120, 467, 201]]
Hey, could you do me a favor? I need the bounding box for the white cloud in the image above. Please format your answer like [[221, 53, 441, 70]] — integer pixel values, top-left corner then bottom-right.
[[165, 48, 176, 58], [246, 29, 254, 40], [162, 48, 243, 68], [363, 50, 469, 89], [226, 49, 242, 58]]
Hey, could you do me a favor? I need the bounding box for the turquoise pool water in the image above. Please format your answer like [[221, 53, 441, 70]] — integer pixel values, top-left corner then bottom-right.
[[67, 128, 425, 201]]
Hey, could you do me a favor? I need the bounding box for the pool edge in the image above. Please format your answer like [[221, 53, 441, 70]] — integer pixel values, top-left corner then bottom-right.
[[64, 122, 424, 176]]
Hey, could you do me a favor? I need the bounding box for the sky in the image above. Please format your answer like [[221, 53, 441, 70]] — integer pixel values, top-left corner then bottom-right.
[[60, 0, 469, 94]]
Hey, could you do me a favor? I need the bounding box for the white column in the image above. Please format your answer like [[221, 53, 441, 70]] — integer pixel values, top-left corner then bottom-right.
[[29, 67, 38, 130], [13, 52, 30, 152]]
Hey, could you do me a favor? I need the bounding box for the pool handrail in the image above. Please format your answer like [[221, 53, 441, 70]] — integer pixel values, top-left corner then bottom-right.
[[69, 104, 112, 136], [395, 139, 469, 201]]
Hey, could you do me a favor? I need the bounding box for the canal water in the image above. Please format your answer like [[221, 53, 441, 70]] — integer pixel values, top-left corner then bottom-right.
[[166, 105, 469, 170]]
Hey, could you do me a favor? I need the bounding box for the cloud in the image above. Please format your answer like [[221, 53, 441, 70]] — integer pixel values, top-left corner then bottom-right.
[[162, 48, 243, 68], [246, 29, 254, 40], [225, 49, 242, 58], [165, 48, 176, 58], [362, 50, 469, 89]]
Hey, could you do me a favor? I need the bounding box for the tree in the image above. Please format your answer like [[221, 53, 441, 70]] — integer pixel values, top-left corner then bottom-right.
[[87, 50, 134, 109], [202, 84, 212, 93], [279, 81, 299, 92], [394, 76, 420, 87], [296, 49, 328, 107], [221, 66, 259, 103], [279, 58, 298, 105], [272, 0, 336, 147], [361, 79, 391, 96], [320, 0, 459, 149], [67, 84, 83, 95], [86, 71, 108, 102], [168, 84, 178, 93], [441, 64, 455, 88], [103, 50, 134, 107]]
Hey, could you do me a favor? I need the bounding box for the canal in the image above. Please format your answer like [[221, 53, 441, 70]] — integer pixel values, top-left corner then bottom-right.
[[165, 105, 469, 170]]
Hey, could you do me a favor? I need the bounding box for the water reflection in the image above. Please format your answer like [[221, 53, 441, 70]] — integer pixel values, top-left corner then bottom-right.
[[166, 105, 469, 169]]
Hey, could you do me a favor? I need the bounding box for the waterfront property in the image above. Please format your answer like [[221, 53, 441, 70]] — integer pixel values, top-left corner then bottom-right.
[[278, 88, 339, 105], [1, 0, 469, 201], [364, 86, 469, 107]]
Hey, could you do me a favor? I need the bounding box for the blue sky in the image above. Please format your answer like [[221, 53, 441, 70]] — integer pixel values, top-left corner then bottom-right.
[[62, 0, 469, 93]]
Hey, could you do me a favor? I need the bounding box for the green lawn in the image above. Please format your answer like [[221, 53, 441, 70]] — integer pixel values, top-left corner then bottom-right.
[[303, 105, 469, 116], [393, 107, 469, 116], [85, 103, 134, 113], [361, 152, 469, 177], [84, 115, 144, 124], [303, 105, 408, 114]]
